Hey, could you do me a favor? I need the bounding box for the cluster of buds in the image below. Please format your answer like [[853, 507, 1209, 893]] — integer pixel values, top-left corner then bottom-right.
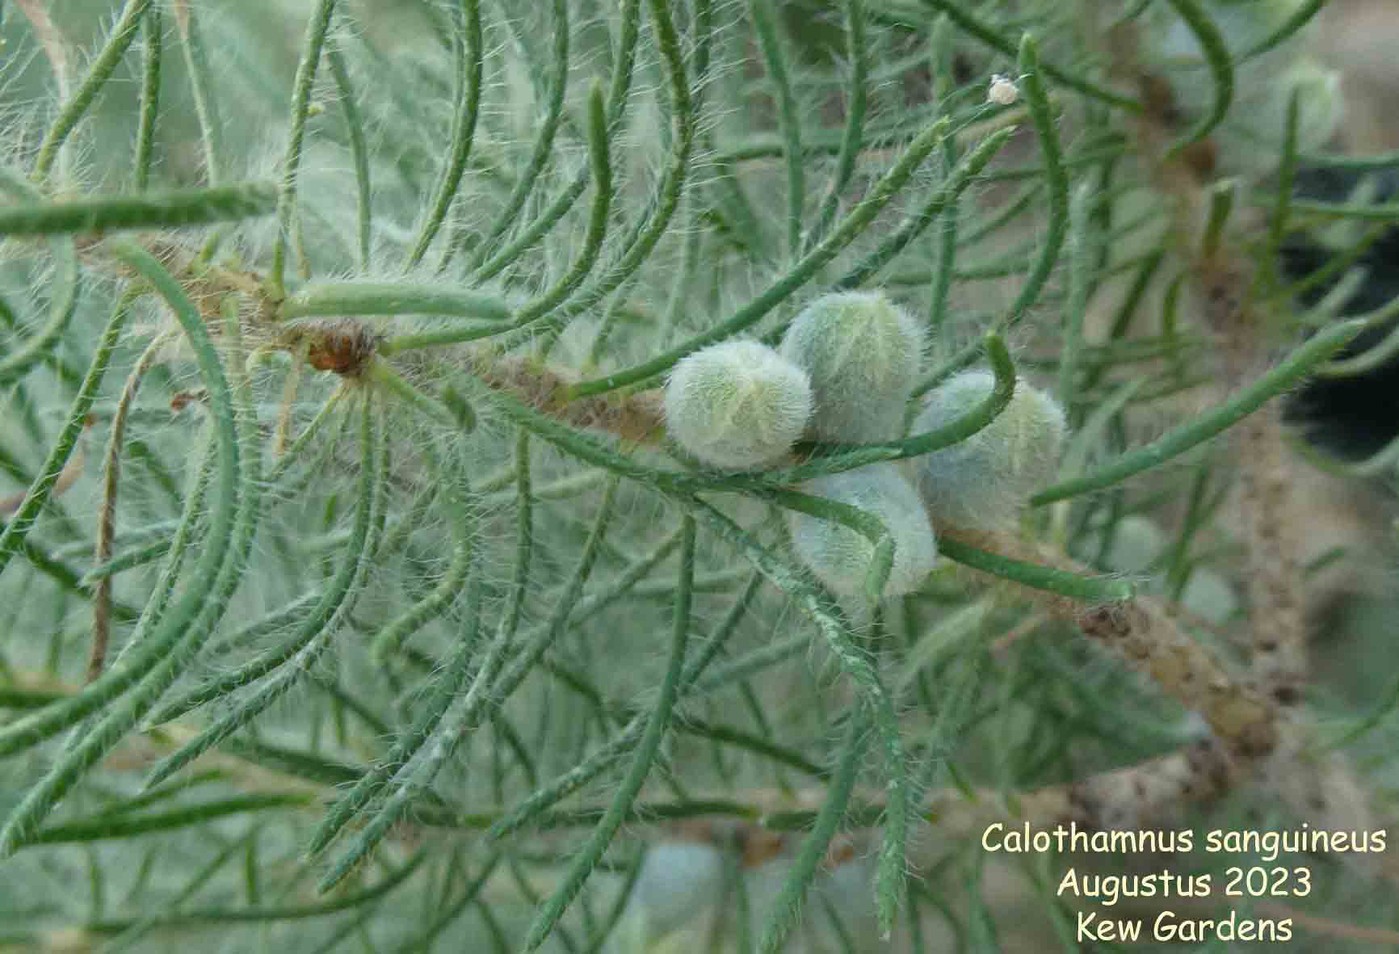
[[664, 292, 1067, 604]]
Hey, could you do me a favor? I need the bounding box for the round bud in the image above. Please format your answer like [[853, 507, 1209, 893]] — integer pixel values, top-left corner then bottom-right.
[[1100, 514, 1166, 575], [913, 371, 1066, 530], [787, 463, 937, 600], [1245, 58, 1344, 157], [664, 340, 812, 470], [779, 291, 924, 443], [1180, 569, 1239, 626]]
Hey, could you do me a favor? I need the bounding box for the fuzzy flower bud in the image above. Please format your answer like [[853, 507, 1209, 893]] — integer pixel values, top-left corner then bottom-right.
[[913, 371, 1066, 530], [664, 340, 813, 469], [779, 291, 924, 443], [787, 463, 937, 600], [1247, 58, 1344, 156]]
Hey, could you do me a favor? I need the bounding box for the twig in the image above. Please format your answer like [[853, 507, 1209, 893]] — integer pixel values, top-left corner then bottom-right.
[[90, 338, 169, 682], [1099, 19, 1396, 889], [939, 525, 1278, 758], [464, 351, 666, 445], [1115, 13, 1310, 709]]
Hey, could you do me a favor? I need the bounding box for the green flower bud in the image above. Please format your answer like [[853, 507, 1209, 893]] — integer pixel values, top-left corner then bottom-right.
[[787, 463, 937, 600], [1241, 58, 1344, 157], [664, 340, 813, 469], [779, 291, 924, 442], [913, 371, 1066, 530]]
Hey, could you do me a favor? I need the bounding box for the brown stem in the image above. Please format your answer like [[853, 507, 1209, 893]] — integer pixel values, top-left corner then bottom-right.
[[89, 335, 169, 682], [463, 350, 666, 445], [939, 525, 1278, 759], [1235, 405, 1307, 704], [1113, 16, 1312, 709], [1198, 255, 1309, 707]]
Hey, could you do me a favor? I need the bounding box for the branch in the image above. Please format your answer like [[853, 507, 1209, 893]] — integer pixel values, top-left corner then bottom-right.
[[938, 526, 1277, 758]]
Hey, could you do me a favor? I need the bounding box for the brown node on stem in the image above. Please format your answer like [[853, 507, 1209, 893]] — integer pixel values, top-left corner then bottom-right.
[[284, 320, 381, 378], [661, 819, 789, 869], [169, 389, 208, 413], [739, 828, 787, 869]]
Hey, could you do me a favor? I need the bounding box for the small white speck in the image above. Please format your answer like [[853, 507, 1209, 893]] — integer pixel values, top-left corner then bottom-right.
[[988, 74, 1018, 106]]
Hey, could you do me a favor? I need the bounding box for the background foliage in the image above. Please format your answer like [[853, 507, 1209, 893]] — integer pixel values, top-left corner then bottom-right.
[[1, 0, 1398, 950]]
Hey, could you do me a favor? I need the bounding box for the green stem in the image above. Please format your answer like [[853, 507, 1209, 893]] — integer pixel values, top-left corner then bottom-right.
[[0, 291, 132, 581], [518, 0, 698, 350], [270, 0, 339, 296], [484, 572, 762, 844], [32, 0, 151, 179], [31, 794, 309, 844], [998, 35, 1067, 331], [507, 81, 615, 327], [759, 707, 870, 954], [1161, 0, 1233, 155], [522, 516, 695, 951], [769, 488, 893, 603], [1241, 0, 1327, 59], [468, 0, 641, 283], [832, 124, 1012, 291], [304, 451, 486, 864], [0, 243, 249, 852], [459, 0, 570, 273], [0, 183, 277, 236], [280, 281, 510, 321], [132, 4, 162, 191], [806, 0, 867, 251], [748, 0, 803, 258], [143, 391, 387, 789], [404, 0, 483, 267], [80, 854, 425, 932], [917, 0, 1140, 110], [176, 2, 223, 185], [695, 502, 909, 935], [0, 236, 78, 388], [326, 41, 371, 270], [566, 115, 954, 396], [1057, 184, 1095, 409], [937, 536, 1133, 603], [1032, 319, 1366, 504]]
